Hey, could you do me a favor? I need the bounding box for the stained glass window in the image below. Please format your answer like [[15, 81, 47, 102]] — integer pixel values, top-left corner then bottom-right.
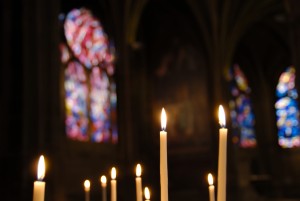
[[227, 65, 256, 148], [65, 61, 89, 141], [60, 8, 117, 143], [275, 66, 300, 148]]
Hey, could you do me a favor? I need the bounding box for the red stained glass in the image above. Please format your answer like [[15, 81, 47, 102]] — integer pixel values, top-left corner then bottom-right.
[[64, 8, 112, 68], [61, 8, 118, 143]]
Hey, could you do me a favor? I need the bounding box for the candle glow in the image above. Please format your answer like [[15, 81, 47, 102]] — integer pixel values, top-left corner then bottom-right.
[[84, 180, 90, 191], [37, 155, 45, 180], [218, 105, 226, 127], [111, 167, 116, 180], [161, 108, 167, 130], [208, 173, 214, 185], [144, 187, 150, 200], [101, 175, 107, 184], [136, 164, 142, 177]]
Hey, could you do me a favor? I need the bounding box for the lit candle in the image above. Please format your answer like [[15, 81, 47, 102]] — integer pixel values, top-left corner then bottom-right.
[[100, 175, 107, 201], [84, 180, 90, 201], [33, 155, 46, 201], [217, 105, 227, 201], [207, 173, 215, 201], [111, 167, 117, 201], [144, 187, 150, 201], [136, 164, 143, 201], [160, 108, 168, 201]]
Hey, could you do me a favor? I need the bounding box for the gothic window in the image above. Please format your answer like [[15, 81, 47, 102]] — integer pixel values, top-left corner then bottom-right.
[[60, 8, 117, 143], [275, 66, 300, 148], [227, 65, 256, 148]]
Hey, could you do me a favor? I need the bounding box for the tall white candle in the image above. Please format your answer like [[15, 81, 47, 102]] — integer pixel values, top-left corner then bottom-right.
[[135, 164, 143, 201], [144, 187, 150, 201], [217, 105, 227, 201], [33, 155, 46, 201], [111, 167, 117, 201], [160, 108, 168, 201], [84, 180, 90, 201], [207, 173, 215, 201], [100, 175, 107, 201]]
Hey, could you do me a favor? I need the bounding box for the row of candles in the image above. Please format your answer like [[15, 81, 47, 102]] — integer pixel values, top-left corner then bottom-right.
[[33, 105, 227, 201], [83, 165, 150, 201], [33, 156, 215, 201]]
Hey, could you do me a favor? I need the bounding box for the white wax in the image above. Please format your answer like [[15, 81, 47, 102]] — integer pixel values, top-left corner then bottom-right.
[[102, 183, 107, 201], [217, 128, 227, 201], [111, 180, 117, 201], [85, 190, 90, 201], [209, 185, 215, 201], [135, 177, 142, 201], [160, 131, 168, 201], [33, 181, 45, 201]]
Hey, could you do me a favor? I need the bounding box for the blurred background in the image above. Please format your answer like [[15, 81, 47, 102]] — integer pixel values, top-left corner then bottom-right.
[[2, 0, 300, 201]]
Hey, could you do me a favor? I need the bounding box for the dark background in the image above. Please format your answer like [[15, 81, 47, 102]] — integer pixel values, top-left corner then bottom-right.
[[2, 0, 300, 201]]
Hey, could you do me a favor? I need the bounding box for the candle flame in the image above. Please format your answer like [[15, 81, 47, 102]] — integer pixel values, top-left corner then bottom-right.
[[84, 180, 90, 191], [218, 105, 226, 127], [207, 173, 214, 185], [100, 175, 107, 184], [111, 167, 116, 179], [37, 155, 45, 180], [161, 108, 167, 130], [144, 187, 150, 200], [136, 164, 142, 177]]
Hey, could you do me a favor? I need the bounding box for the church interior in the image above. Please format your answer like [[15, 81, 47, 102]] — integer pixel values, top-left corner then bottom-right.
[[3, 0, 300, 201]]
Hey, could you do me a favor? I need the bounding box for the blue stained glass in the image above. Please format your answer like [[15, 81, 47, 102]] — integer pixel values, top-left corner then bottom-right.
[[275, 66, 300, 148], [228, 65, 256, 148], [65, 61, 89, 141], [61, 8, 117, 143], [89, 67, 112, 142]]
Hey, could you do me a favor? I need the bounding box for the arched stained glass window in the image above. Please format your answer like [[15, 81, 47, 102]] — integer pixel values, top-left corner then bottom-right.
[[275, 66, 300, 148], [64, 8, 113, 68], [227, 65, 256, 148], [60, 8, 117, 143]]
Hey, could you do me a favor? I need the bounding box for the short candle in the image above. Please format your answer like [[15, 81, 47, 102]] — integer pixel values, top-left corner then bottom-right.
[[111, 167, 117, 201], [207, 173, 215, 201], [84, 180, 90, 201], [100, 175, 107, 201], [144, 187, 150, 201], [33, 155, 46, 201], [135, 164, 143, 201]]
